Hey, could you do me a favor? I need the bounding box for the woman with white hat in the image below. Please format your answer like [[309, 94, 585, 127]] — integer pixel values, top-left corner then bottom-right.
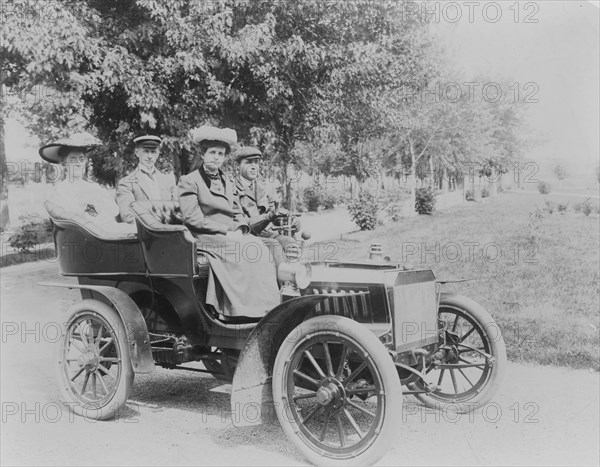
[[40, 132, 136, 234], [178, 126, 279, 318]]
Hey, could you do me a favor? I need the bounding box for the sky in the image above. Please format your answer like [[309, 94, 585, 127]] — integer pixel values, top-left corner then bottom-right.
[[433, 0, 600, 172], [5, 1, 600, 176]]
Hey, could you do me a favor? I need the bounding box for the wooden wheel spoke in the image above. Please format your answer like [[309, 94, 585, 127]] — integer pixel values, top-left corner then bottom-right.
[[450, 369, 459, 394], [99, 357, 120, 363], [343, 361, 368, 385], [451, 315, 460, 332], [293, 391, 317, 401], [304, 349, 326, 379], [99, 338, 114, 354], [70, 366, 85, 382], [301, 404, 321, 425], [95, 370, 110, 395], [319, 410, 332, 441], [293, 369, 320, 387], [346, 386, 377, 395], [457, 367, 475, 388], [70, 337, 86, 353], [343, 407, 364, 439], [322, 342, 334, 377], [97, 364, 116, 380], [458, 356, 486, 370], [94, 325, 104, 348], [336, 345, 348, 378], [437, 368, 446, 386], [459, 326, 476, 343], [336, 414, 346, 447], [92, 372, 98, 399], [346, 399, 376, 418], [80, 372, 91, 395]]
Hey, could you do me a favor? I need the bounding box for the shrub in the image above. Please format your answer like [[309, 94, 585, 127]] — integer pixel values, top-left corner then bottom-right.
[[321, 186, 344, 210], [538, 181, 551, 194], [498, 185, 505, 193], [465, 189, 475, 201], [573, 202, 582, 213], [544, 200, 555, 214], [557, 203, 568, 214], [303, 184, 322, 212], [381, 187, 407, 222], [415, 187, 436, 214], [581, 198, 594, 216], [481, 187, 490, 198], [347, 190, 378, 230], [8, 214, 53, 253]]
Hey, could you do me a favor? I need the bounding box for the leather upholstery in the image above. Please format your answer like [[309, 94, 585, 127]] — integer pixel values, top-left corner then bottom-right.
[[44, 200, 137, 240]]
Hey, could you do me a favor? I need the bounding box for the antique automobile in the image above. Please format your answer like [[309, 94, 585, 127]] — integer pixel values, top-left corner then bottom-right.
[[42, 199, 506, 466]]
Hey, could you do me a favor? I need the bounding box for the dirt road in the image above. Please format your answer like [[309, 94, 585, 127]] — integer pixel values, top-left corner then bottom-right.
[[1, 261, 598, 466]]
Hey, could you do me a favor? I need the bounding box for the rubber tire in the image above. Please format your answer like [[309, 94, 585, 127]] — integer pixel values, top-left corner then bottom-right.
[[56, 299, 134, 420], [272, 315, 402, 466], [409, 294, 507, 413]]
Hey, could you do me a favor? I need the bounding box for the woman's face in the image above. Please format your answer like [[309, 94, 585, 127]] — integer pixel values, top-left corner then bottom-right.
[[203, 145, 227, 173], [62, 150, 88, 180]]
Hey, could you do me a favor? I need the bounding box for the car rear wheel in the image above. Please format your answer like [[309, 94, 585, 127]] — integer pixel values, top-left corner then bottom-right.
[[272, 315, 401, 466], [409, 294, 506, 412], [56, 299, 134, 420]]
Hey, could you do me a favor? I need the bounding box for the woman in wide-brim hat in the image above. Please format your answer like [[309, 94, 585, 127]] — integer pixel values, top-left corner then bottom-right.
[[178, 125, 279, 318], [41, 132, 135, 234]]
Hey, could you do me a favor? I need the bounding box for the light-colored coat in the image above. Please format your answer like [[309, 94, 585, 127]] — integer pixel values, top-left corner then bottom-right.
[[116, 167, 177, 223]]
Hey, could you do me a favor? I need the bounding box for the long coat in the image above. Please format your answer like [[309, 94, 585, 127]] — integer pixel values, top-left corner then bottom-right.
[[178, 167, 280, 318], [235, 176, 276, 237], [116, 167, 177, 223]]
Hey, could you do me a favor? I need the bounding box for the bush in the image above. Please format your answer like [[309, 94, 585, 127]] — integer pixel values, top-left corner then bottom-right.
[[303, 184, 322, 212], [481, 187, 490, 198], [544, 200, 555, 214], [581, 198, 594, 216], [415, 187, 436, 215], [321, 186, 344, 210], [8, 214, 53, 253], [465, 189, 475, 201], [557, 203, 568, 214], [381, 187, 407, 222], [538, 181, 552, 194], [347, 190, 378, 230], [573, 202, 582, 213]]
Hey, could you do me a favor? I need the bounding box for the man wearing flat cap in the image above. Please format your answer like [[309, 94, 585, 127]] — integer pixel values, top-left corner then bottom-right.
[[116, 135, 177, 223], [234, 146, 299, 249]]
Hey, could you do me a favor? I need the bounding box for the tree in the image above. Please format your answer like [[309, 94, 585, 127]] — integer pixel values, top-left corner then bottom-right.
[[552, 161, 569, 187]]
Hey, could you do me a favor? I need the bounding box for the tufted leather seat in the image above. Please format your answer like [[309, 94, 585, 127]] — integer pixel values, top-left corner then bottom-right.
[[130, 200, 207, 276], [44, 200, 137, 240]]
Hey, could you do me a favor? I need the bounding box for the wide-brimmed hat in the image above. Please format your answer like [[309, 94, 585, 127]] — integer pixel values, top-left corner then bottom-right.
[[189, 125, 237, 150], [39, 132, 102, 163], [234, 146, 263, 163], [134, 135, 162, 148]]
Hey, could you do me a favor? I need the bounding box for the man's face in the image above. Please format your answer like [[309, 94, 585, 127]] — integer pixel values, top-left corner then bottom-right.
[[135, 145, 160, 170], [239, 156, 261, 181]]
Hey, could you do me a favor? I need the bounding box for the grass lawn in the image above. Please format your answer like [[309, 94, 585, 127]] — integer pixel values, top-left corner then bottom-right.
[[310, 192, 600, 371]]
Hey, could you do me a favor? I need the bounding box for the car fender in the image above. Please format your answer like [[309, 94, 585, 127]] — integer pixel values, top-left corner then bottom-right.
[[39, 281, 155, 373], [230, 293, 342, 428]]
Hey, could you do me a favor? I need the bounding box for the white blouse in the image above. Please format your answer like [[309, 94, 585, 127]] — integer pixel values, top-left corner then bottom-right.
[[47, 180, 136, 234]]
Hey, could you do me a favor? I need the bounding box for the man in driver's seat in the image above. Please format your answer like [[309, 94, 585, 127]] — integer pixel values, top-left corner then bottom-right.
[[234, 146, 299, 259]]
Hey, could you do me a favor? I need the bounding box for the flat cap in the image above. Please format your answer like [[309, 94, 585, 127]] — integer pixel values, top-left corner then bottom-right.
[[39, 132, 102, 164], [133, 135, 161, 148], [234, 146, 263, 163], [189, 125, 237, 149]]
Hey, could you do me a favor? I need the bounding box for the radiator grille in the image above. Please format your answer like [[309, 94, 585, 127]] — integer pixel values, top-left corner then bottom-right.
[[307, 288, 372, 321]]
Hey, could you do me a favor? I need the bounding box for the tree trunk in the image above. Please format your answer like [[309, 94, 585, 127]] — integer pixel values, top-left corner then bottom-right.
[[441, 165, 448, 193], [406, 137, 417, 216], [0, 107, 9, 232], [489, 166, 498, 198]]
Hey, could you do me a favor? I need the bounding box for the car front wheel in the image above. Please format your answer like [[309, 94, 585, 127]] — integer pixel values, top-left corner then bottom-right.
[[272, 315, 401, 466]]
